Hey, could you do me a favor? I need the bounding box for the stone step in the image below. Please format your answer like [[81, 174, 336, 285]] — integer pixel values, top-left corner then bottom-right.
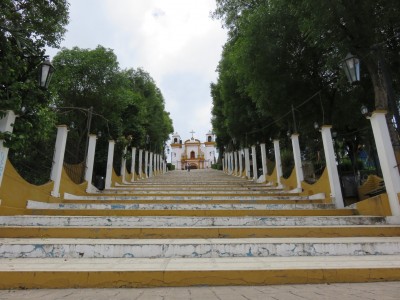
[[0, 215, 386, 227], [64, 199, 326, 205], [2, 225, 399, 239], [101, 189, 293, 195], [2, 237, 400, 259], [64, 193, 324, 201], [112, 186, 282, 191], [1, 256, 400, 288], [26, 200, 336, 211], [24, 208, 356, 217]]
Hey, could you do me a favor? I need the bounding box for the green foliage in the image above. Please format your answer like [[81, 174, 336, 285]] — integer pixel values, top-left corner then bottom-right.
[[211, 163, 223, 170], [1, 0, 69, 184], [167, 163, 175, 171], [210, 0, 399, 177], [50, 46, 173, 178]]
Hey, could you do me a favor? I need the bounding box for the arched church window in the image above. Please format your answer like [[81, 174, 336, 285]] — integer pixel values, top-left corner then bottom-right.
[[208, 136, 212, 142], [174, 138, 177, 143], [190, 151, 195, 159]]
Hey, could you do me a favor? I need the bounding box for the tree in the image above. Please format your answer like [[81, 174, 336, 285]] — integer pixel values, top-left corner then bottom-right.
[[0, 0, 69, 111], [1, 0, 69, 184], [50, 46, 173, 180]]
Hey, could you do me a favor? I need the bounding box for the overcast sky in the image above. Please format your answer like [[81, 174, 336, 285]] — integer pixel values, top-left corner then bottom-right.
[[46, 0, 227, 143]]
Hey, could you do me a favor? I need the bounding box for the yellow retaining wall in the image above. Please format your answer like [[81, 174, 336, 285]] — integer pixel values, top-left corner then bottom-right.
[[0, 159, 89, 214], [266, 167, 278, 186], [0, 160, 53, 212], [280, 169, 297, 190], [358, 175, 384, 200], [354, 193, 392, 216], [302, 168, 331, 202]]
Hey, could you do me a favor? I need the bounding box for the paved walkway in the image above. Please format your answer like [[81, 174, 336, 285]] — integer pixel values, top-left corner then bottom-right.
[[1, 282, 399, 299]]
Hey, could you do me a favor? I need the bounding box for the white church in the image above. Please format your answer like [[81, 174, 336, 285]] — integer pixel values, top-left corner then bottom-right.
[[170, 131, 217, 170]]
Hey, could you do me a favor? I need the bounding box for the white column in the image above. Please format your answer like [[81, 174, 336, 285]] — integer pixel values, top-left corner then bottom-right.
[[251, 145, 258, 181], [321, 126, 344, 208], [239, 150, 243, 177], [273, 140, 283, 187], [155, 154, 158, 175], [234, 151, 238, 176], [369, 111, 400, 216], [105, 140, 115, 189], [130, 147, 136, 182], [260, 143, 268, 179], [120, 146, 127, 183], [138, 149, 143, 179], [291, 133, 304, 190], [85, 134, 97, 193], [222, 155, 226, 172], [50, 125, 68, 197], [244, 148, 251, 179], [149, 152, 154, 177], [144, 150, 149, 178], [0, 111, 17, 189]]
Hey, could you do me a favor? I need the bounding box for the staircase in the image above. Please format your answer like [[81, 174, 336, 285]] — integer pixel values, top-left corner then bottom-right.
[[1, 169, 400, 288]]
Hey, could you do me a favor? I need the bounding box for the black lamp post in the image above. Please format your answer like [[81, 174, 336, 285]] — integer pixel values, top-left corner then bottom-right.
[[38, 58, 55, 89], [341, 53, 360, 84]]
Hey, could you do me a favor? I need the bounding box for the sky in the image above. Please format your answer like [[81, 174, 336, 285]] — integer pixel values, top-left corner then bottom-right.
[[46, 0, 227, 144]]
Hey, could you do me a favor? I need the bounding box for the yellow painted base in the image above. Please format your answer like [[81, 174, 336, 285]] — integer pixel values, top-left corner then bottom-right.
[[1, 268, 400, 289], [0, 226, 399, 239]]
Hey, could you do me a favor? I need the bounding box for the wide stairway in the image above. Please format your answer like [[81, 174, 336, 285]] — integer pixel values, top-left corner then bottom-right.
[[1, 169, 400, 288]]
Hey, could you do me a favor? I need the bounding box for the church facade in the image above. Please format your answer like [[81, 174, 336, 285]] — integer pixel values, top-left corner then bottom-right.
[[170, 131, 217, 170]]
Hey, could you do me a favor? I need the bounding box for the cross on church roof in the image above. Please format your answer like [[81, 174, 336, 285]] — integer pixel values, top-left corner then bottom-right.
[[190, 130, 195, 138]]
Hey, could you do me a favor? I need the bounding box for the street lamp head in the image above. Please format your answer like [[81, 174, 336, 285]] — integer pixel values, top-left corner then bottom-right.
[[97, 131, 102, 138], [341, 53, 360, 84], [361, 105, 370, 117], [313, 121, 319, 130], [38, 58, 55, 89], [332, 130, 338, 138]]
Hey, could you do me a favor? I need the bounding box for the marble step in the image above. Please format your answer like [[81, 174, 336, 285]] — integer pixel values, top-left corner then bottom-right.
[[2, 237, 400, 259], [1, 256, 400, 288], [24, 207, 355, 217], [0, 215, 387, 227], [26, 200, 335, 211], [112, 186, 281, 191], [64, 193, 324, 201], [2, 225, 400, 239], [101, 189, 293, 195]]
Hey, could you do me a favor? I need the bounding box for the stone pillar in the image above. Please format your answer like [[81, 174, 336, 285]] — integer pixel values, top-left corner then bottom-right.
[[273, 140, 283, 187], [369, 111, 400, 216], [138, 149, 143, 179], [222, 155, 226, 172], [244, 148, 251, 179], [234, 151, 239, 176], [320, 126, 344, 208], [239, 150, 243, 177], [85, 134, 97, 193], [144, 150, 149, 178], [0, 111, 16, 189], [50, 125, 68, 197], [120, 146, 127, 183], [149, 152, 153, 177], [291, 134, 304, 190], [130, 147, 136, 182], [105, 140, 115, 189], [251, 145, 258, 181], [260, 143, 268, 180]]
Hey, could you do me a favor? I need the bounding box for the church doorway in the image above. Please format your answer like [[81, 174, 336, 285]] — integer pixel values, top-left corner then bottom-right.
[[189, 163, 198, 169], [190, 151, 195, 159]]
